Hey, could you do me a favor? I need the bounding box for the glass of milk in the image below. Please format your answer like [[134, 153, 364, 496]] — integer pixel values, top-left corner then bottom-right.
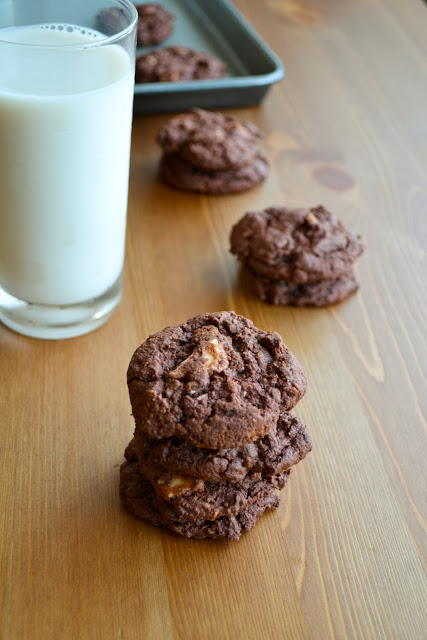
[[0, 0, 138, 339]]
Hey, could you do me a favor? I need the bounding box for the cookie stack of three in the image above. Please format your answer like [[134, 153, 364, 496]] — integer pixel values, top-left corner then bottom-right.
[[156, 108, 269, 194], [120, 311, 312, 540], [231, 205, 364, 306]]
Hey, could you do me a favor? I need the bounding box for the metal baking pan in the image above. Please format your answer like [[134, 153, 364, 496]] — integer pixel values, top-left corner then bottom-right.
[[133, 0, 284, 114]]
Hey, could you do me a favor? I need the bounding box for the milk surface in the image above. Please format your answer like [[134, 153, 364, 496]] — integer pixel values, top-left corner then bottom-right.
[[0, 24, 134, 305]]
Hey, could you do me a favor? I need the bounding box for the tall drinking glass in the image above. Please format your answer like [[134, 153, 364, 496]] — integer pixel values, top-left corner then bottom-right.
[[0, 0, 138, 339]]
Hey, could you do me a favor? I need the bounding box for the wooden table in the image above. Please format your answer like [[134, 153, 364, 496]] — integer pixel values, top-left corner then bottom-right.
[[1, 0, 426, 638]]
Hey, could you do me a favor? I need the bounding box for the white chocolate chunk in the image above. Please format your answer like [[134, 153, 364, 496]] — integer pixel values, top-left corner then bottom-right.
[[169, 328, 229, 379]]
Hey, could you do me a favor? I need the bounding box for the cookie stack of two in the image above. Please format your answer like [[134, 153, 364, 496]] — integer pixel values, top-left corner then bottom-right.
[[156, 108, 269, 194], [120, 312, 312, 540], [231, 206, 365, 306]]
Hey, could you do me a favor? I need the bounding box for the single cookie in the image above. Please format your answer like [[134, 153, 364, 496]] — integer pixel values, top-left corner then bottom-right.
[[157, 109, 261, 171], [230, 206, 364, 284], [127, 311, 306, 449], [141, 463, 289, 522], [160, 152, 268, 194], [135, 45, 225, 83], [243, 265, 359, 306], [135, 3, 174, 46], [95, 7, 129, 36], [120, 448, 284, 540], [134, 410, 312, 484]]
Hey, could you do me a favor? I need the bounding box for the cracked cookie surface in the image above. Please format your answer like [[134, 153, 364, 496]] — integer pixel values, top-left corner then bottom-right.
[[127, 311, 306, 449], [134, 410, 312, 483], [231, 205, 364, 284], [120, 443, 285, 540], [135, 45, 225, 83], [160, 151, 268, 194], [157, 108, 261, 171], [135, 3, 174, 46], [244, 266, 359, 306]]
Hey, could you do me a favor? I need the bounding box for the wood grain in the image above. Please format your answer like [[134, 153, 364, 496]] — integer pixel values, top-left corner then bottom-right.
[[1, 0, 426, 638]]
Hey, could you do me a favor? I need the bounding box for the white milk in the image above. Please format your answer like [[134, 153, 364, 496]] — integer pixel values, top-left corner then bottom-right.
[[0, 24, 134, 305]]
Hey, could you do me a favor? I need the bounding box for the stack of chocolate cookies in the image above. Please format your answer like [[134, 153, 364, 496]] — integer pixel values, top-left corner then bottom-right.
[[120, 311, 312, 540], [231, 205, 364, 306], [156, 108, 269, 194]]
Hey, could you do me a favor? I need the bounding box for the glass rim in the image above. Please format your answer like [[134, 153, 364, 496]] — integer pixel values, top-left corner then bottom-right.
[[0, 0, 138, 49]]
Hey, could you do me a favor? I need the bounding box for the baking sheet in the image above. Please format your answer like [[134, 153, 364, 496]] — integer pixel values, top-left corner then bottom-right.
[[133, 0, 284, 114]]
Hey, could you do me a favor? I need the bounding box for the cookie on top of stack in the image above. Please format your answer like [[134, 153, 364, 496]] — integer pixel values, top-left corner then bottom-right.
[[156, 108, 269, 194], [120, 311, 312, 540], [230, 205, 364, 306]]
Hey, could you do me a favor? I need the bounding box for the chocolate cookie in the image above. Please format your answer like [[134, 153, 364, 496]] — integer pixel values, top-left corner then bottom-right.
[[134, 410, 312, 484], [95, 7, 129, 36], [127, 311, 306, 449], [135, 45, 225, 83], [244, 266, 359, 306], [147, 466, 289, 522], [157, 108, 261, 171], [160, 152, 268, 194], [230, 206, 364, 284], [120, 447, 284, 540], [135, 3, 174, 46]]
